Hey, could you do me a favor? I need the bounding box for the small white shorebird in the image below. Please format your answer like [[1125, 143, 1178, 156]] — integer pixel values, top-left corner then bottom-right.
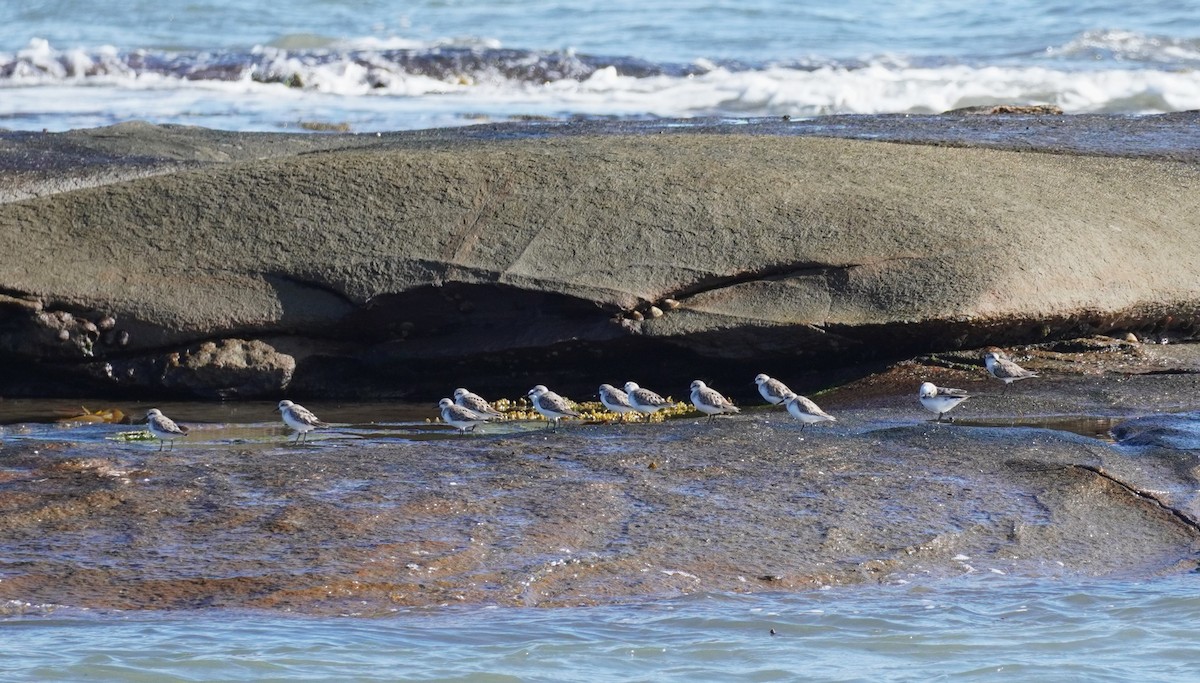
[[753, 373, 794, 405], [146, 408, 188, 451], [453, 387, 504, 418], [527, 385, 580, 429], [690, 380, 740, 421], [598, 383, 636, 420], [623, 381, 675, 421], [439, 397, 493, 434], [918, 382, 971, 422], [277, 399, 329, 443], [984, 351, 1038, 391], [782, 393, 836, 430]]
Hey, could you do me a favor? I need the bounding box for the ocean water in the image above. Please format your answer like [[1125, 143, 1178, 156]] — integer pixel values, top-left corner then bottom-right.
[[1, 1, 1199, 131], [3, 575, 1199, 682]]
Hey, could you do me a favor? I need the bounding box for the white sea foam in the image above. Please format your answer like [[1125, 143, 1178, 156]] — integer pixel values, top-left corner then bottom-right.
[[2, 37, 1199, 132]]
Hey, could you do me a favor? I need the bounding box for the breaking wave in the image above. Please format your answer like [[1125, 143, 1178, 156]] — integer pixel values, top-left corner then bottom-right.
[[1, 33, 1198, 131]]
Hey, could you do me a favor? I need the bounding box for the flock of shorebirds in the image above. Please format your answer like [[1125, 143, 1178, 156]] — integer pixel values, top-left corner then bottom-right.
[[142, 350, 1039, 450]]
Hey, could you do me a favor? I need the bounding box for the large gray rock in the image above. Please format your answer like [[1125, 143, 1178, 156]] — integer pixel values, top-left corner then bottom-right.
[[1, 119, 1198, 398]]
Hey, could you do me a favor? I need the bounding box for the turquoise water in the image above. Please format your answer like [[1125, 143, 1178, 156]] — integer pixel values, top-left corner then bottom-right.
[[3, 575, 1197, 681], [2, 1, 1200, 130]]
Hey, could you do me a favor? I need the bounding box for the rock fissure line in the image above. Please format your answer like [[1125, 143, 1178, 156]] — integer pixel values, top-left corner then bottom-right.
[[668, 262, 839, 303], [448, 175, 514, 266], [1070, 463, 1200, 533], [668, 255, 927, 304]]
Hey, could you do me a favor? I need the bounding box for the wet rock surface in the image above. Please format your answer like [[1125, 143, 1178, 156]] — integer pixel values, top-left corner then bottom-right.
[[1, 115, 1199, 399], [88, 338, 298, 399], [1, 344, 1198, 614]]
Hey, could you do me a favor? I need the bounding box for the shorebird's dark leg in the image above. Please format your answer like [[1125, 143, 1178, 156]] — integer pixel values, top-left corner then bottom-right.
[[158, 439, 165, 452]]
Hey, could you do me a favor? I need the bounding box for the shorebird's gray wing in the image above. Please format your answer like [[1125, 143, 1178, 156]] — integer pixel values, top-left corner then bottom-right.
[[790, 395, 832, 418], [444, 403, 488, 422], [764, 377, 792, 400], [631, 387, 671, 407], [291, 404, 329, 427], [541, 391, 581, 416], [700, 387, 738, 412], [993, 357, 1037, 379], [937, 386, 971, 398], [151, 414, 188, 435], [461, 394, 503, 416]]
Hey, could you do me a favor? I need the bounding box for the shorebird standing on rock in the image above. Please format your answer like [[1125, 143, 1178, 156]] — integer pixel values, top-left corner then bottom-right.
[[439, 398, 493, 434], [146, 408, 188, 451], [984, 350, 1038, 391], [527, 385, 580, 429], [754, 373, 794, 405], [918, 382, 971, 422], [783, 393, 836, 430], [598, 383, 636, 420], [623, 381, 675, 421], [278, 400, 328, 443], [690, 380, 740, 421]]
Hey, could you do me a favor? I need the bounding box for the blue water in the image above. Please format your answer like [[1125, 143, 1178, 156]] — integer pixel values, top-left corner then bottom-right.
[[2, 1, 1199, 131], [3, 576, 1198, 682]]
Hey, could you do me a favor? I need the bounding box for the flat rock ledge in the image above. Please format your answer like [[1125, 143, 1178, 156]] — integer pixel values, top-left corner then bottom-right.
[[1, 117, 1198, 399], [2, 358, 1200, 614]]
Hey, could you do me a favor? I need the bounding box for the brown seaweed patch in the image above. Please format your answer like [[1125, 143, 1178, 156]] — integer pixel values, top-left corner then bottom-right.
[[0, 487, 129, 533], [42, 457, 139, 479]]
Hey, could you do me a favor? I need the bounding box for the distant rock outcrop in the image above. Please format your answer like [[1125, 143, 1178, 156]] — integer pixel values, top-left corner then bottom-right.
[[1, 120, 1198, 398]]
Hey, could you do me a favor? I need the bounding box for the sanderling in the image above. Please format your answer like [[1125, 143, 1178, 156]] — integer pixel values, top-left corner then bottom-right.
[[278, 399, 328, 443], [918, 382, 971, 422], [623, 381, 675, 421], [689, 380, 740, 420], [783, 393, 836, 430], [598, 383, 636, 419], [146, 408, 188, 451], [439, 397, 492, 434], [453, 387, 504, 418], [984, 351, 1038, 390], [527, 385, 580, 429], [753, 373, 794, 405]]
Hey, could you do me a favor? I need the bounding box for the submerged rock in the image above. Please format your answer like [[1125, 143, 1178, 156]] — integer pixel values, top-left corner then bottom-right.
[[1111, 412, 1200, 450], [0, 117, 1199, 398]]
